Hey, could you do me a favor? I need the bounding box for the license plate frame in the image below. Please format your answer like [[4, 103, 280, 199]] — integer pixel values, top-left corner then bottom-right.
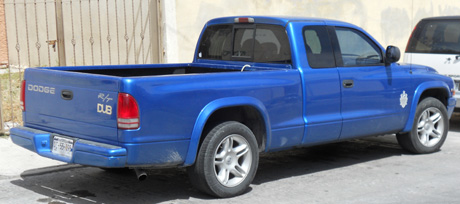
[[52, 135, 74, 159]]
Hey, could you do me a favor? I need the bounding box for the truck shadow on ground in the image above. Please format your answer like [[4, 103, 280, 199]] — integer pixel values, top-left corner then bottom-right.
[[11, 135, 408, 203]]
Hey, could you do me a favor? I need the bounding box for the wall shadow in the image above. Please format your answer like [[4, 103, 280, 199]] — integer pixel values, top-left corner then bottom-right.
[[11, 135, 406, 203]]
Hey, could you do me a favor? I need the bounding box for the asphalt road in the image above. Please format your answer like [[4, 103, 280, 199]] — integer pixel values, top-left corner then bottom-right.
[[1, 113, 460, 204]]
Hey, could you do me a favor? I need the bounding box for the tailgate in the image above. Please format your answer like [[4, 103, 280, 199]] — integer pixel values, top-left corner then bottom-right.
[[24, 68, 120, 143]]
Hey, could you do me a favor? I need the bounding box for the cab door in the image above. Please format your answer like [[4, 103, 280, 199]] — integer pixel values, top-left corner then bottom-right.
[[330, 26, 412, 139]]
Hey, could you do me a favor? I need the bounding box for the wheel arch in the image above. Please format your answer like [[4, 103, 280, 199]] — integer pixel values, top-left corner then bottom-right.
[[183, 97, 271, 166], [402, 81, 451, 132]]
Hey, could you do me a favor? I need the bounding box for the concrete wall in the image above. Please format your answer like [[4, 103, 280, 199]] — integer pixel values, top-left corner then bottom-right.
[[0, 0, 7, 65], [163, 0, 460, 63]]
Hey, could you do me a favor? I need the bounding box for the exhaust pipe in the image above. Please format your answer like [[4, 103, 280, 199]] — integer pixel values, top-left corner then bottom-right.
[[134, 169, 147, 181]]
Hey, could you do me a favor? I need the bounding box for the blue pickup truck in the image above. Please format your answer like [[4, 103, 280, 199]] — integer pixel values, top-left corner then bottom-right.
[[11, 16, 456, 197]]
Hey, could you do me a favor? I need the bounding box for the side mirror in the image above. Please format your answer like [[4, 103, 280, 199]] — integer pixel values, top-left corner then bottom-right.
[[385, 46, 400, 64]]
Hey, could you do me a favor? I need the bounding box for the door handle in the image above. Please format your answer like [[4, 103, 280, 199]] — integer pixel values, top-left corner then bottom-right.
[[343, 80, 354, 88]]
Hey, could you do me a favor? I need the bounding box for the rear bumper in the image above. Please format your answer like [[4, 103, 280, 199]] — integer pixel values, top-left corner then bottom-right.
[[10, 126, 189, 168]]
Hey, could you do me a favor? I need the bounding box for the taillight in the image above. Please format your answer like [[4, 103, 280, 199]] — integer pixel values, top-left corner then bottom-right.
[[117, 93, 139, 129], [20, 80, 26, 111]]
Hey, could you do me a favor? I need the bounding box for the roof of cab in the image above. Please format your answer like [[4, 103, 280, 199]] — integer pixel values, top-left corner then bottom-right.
[[206, 16, 355, 27]]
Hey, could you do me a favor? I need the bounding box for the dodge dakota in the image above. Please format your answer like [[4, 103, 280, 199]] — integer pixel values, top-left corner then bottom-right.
[[11, 16, 456, 197]]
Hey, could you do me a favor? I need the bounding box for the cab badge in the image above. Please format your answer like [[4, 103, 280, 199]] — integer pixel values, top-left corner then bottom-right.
[[400, 91, 408, 108]]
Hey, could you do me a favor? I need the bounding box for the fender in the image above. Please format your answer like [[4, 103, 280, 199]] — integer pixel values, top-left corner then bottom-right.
[[183, 96, 271, 166], [402, 81, 451, 132]]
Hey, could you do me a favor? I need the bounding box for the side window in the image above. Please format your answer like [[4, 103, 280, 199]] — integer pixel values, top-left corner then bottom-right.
[[335, 27, 383, 66], [303, 26, 336, 68]]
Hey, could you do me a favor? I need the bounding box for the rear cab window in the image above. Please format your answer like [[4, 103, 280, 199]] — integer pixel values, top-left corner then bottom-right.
[[198, 24, 291, 64], [407, 19, 460, 54]]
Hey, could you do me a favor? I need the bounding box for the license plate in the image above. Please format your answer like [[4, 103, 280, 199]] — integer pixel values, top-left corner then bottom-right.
[[52, 136, 74, 159]]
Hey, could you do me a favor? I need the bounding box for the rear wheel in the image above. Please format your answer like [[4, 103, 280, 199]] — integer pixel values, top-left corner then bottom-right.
[[397, 97, 449, 153], [187, 121, 259, 198]]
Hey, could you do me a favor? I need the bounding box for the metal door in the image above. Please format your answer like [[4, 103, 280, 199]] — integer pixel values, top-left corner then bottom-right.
[[4, 0, 161, 68]]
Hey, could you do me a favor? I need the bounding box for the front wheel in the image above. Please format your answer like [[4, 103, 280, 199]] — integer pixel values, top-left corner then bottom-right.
[[187, 121, 259, 198], [397, 97, 449, 154]]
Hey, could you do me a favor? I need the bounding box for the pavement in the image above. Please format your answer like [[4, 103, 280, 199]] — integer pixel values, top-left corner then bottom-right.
[[0, 136, 68, 179], [0, 112, 459, 203]]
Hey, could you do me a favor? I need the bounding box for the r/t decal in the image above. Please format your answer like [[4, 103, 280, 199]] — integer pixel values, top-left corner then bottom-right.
[[98, 93, 113, 103], [97, 93, 113, 115]]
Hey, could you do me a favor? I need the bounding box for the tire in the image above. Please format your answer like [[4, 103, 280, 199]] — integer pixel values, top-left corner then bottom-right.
[[187, 121, 259, 198], [397, 97, 449, 154]]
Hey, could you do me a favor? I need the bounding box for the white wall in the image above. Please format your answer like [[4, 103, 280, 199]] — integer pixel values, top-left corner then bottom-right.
[[163, 0, 460, 63]]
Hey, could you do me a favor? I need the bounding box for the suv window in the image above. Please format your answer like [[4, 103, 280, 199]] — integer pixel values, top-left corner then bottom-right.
[[303, 26, 336, 68], [198, 24, 291, 64], [406, 20, 460, 54], [335, 27, 383, 66]]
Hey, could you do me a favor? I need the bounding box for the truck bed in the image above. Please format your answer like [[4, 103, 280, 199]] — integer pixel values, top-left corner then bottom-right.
[[23, 63, 293, 145]]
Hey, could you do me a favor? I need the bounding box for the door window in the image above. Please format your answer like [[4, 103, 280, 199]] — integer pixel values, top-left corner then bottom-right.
[[335, 27, 383, 66]]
